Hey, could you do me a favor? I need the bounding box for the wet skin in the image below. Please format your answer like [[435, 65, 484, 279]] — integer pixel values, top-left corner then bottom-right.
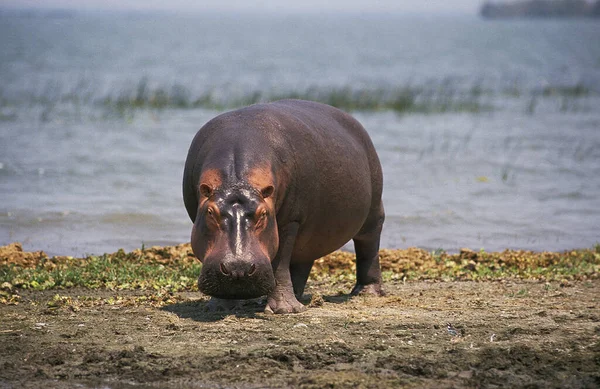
[[183, 99, 385, 313]]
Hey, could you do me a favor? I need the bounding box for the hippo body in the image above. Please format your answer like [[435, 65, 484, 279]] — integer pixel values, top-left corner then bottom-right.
[[183, 99, 384, 313]]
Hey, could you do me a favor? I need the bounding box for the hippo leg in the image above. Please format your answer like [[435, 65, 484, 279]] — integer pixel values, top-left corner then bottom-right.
[[265, 222, 306, 314], [351, 204, 385, 296], [290, 261, 315, 299]]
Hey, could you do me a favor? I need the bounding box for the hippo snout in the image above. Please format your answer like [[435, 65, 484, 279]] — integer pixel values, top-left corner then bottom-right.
[[198, 257, 275, 299], [219, 261, 257, 279]]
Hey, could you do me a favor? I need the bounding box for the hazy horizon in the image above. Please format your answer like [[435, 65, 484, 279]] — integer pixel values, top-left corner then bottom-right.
[[0, 0, 483, 15]]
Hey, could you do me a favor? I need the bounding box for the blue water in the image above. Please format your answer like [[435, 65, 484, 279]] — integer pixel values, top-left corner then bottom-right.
[[1, 10, 599, 256]]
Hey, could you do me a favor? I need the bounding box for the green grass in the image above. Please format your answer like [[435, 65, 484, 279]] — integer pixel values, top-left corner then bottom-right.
[[1, 248, 201, 292], [312, 246, 600, 283], [1, 244, 599, 300]]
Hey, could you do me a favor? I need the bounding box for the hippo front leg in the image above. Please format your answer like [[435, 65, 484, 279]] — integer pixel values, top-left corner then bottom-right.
[[265, 222, 306, 314]]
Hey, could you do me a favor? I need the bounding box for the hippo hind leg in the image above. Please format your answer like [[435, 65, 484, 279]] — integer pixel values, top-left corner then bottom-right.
[[290, 261, 314, 299], [351, 202, 385, 296]]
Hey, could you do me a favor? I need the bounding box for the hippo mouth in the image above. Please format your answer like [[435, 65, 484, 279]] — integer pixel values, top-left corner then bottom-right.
[[197, 265, 275, 299]]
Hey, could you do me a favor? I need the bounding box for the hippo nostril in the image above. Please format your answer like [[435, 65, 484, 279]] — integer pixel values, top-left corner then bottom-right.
[[219, 261, 257, 279], [220, 263, 230, 275]]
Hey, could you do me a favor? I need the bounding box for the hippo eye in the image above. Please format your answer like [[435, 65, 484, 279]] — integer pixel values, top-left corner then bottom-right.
[[207, 208, 214, 216], [260, 210, 267, 219]]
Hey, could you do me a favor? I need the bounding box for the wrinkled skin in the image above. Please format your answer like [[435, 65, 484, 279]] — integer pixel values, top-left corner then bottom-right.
[[183, 99, 385, 314]]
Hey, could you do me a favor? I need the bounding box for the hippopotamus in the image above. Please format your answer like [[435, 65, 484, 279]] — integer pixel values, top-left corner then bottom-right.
[[183, 99, 384, 314]]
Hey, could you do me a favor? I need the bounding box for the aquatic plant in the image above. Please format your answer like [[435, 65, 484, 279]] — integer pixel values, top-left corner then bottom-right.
[[3, 77, 596, 117]]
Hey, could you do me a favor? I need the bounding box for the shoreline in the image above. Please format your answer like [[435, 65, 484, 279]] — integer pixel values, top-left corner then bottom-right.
[[2, 241, 598, 294]]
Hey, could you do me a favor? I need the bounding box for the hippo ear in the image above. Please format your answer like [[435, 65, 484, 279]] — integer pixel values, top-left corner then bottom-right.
[[199, 184, 212, 198], [261, 185, 274, 199]]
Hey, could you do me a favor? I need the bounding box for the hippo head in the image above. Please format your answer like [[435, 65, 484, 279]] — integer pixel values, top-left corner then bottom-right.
[[191, 182, 278, 299]]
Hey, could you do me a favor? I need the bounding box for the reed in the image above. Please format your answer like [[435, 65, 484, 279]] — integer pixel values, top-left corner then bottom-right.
[[2, 79, 595, 115]]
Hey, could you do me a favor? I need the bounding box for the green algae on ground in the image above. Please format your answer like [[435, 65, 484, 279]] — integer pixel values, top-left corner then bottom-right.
[[312, 246, 600, 283], [1, 242, 599, 298], [0, 243, 201, 294]]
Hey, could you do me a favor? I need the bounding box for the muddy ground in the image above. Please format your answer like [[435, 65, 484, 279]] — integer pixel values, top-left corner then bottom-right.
[[1, 278, 599, 388]]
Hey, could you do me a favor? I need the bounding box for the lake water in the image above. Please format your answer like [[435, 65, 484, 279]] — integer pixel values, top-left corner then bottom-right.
[[1, 10, 599, 256]]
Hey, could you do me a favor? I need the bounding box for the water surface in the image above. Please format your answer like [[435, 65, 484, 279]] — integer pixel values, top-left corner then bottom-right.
[[1, 11, 599, 255]]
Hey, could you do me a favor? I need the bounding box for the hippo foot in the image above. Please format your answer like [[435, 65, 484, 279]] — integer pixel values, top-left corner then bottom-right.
[[205, 297, 261, 312], [264, 291, 306, 314], [350, 283, 385, 297]]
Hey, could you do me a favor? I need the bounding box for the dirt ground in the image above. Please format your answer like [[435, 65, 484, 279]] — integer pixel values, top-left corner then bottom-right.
[[1, 278, 598, 389]]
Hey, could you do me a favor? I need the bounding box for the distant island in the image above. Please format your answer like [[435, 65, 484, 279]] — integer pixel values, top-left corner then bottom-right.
[[481, 0, 600, 18]]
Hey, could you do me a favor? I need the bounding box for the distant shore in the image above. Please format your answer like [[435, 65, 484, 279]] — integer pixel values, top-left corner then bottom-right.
[[481, 0, 600, 19]]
